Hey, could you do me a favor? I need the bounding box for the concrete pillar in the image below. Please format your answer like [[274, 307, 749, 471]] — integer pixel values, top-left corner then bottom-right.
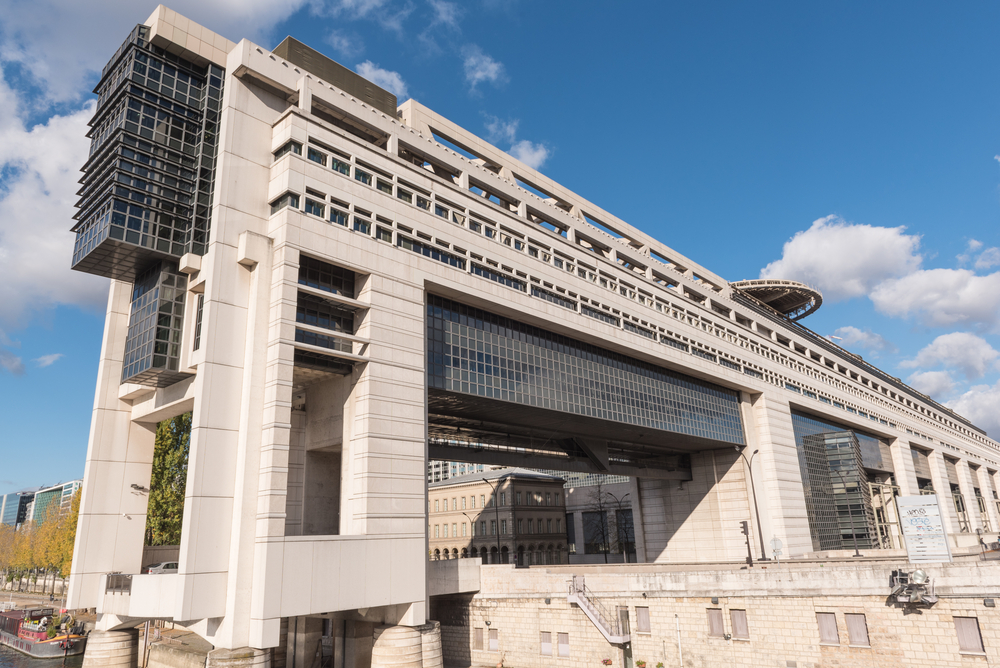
[[286, 617, 323, 668], [888, 438, 919, 496], [207, 647, 271, 668], [82, 629, 139, 668], [371, 626, 422, 668], [628, 476, 647, 563], [974, 466, 1000, 534], [927, 450, 960, 535], [956, 459, 982, 532]]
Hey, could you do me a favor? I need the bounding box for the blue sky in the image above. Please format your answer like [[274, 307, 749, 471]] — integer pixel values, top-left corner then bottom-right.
[[1, 1, 999, 495]]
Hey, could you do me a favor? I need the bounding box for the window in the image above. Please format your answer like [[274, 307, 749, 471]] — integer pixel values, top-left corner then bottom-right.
[[273, 140, 301, 159], [490, 520, 497, 535], [555, 493, 560, 505], [489, 629, 498, 651], [462, 497, 467, 509], [452, 523, 457, 537], [516, 492, 522, 505], [417, 195, 431, 210], [471, 496, 477, 509], [481, 521, 486, 535], [474, 628, 483, 651], [540, 631, 551, 656], [480, 495, 485, 508], [845, 613, 869, 647], [397, 188, 412, 203], [452, 498, 457, 510], [471, 522, 476, 536], [730, 610, 749, 640], [434, 500, 439, 512], [556, 519, 561, 533], [546, 493, 551, 506], [192, 294, 204, 351], [305, 198, 325, 217], [330, 207, 348, 227], [501, 520, 507, 534], [955, 617, 985, 653], [518, 519, 523, 533], [377, 179, 393, 194], [435, 204, 448, 218], [707, 609, 725, 637], [462, 523, 467, 537], [307, 147, 327, 166], [557, 633, 569, 657], [353, 216, 370, 234], [331, 157, 350, 175], [443, 524, 448, 538], [547, 519, 552, 533], [434, 525, 439, 538], [501, 492, 506, 506], [376, 226, 392, 242], [355, 168, 372, 185], [270, 192, 299, 214], [527, 520, 533, 534], [636, 607, 651, 634]]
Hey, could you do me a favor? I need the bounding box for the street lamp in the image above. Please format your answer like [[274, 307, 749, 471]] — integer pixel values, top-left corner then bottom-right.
[[736, 447, 768, 561], [606, 492, 631, 563], [482, 477, 505, 563], [829, 466, 863, 558], [461, 511, 477, 557]]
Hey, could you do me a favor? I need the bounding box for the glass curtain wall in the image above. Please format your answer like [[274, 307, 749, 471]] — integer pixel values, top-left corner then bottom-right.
[[791, 411, 893, 552]]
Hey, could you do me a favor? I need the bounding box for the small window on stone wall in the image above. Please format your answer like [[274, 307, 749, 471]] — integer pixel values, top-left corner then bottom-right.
[[489, 629, 499, 651], [845, 613, 869, 647], [557, 632, 569, 657], [707, 609, 724, 637], [955, 617, 985, 654], [473, 628, 483, 651], [730, 610, 749, 640], [540, 631, 551, 656], [816, 613, 839, 645], [636, 607, 651, 634]]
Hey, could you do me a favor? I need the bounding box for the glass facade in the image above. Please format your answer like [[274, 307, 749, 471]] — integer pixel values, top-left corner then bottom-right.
[[0, 493, 31, 527], [791, 411, 890, 551], [426, 296, 745, 445], [72, 24, 225, 280], [122, 261, 189, 386]]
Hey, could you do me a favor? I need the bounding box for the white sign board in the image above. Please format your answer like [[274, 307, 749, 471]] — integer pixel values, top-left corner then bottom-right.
[[897, 495, 953, 563]]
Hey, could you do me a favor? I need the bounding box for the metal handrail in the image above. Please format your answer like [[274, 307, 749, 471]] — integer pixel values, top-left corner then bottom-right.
[[106, 573, 132, 594], [568, 576, 623, 637]]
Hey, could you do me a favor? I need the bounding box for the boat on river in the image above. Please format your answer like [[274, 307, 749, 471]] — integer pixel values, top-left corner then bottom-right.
[[0, 608, 87, 659]]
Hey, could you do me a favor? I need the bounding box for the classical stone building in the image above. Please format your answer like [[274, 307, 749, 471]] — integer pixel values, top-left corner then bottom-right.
[[67, 5, 1000, 666], [428, 468, 567, 565]]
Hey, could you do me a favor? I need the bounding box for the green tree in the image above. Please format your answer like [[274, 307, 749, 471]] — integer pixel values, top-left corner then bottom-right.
[[145, 412, 191, 546]]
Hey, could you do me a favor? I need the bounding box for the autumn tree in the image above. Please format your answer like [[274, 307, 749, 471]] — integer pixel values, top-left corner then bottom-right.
[[145, 412, 191, 546]]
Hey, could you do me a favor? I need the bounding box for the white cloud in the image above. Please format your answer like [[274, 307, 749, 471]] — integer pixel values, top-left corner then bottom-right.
[[509, 140, 549, 170], [975, 247, 1000, 270], [0, 72, 108, 330], [831, 326, 897, 354], [462, 44, 507, 90], [0, 0, 320, 106], [759, 216, 922, 302], [427, 0, 461, 28], [870, 268, 1000, 330], [355, 61, 409, 100], [482, 116, 549, 170], [32, 353, 63, 368], [485, 115, 518, 144], [948, 380, 1000, 439], [900, 332, 1000, 380], [906, 370, 955, 399], [0, 348, 24, 375], [326, 30, 364, 58]]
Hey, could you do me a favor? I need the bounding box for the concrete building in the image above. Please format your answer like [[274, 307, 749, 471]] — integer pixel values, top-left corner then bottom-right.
[[563, 479, 635, 564], [66, 5, 1000, 666], [0, 488, 39, 528], [427, 461, 494, 484], [428, 468, 567, 565], [28, 480, 82, 524]]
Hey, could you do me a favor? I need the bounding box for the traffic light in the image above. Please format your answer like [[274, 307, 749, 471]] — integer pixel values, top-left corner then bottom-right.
[[740, 521, 749, 536]]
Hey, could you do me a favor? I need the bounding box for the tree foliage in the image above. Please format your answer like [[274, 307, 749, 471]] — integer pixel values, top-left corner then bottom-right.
[[0, 487, 81, 587], [144, 412, 191, 546]]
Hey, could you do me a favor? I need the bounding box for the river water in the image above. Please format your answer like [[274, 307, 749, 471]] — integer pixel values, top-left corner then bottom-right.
[[0, 646, 83, 668]]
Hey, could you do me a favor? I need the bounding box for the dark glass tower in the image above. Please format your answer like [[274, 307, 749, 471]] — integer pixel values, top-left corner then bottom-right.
[[72, 24, 224, 386]]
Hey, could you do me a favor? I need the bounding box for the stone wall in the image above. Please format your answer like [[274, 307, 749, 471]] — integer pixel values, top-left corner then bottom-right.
[[432, 562, 1000, 668]]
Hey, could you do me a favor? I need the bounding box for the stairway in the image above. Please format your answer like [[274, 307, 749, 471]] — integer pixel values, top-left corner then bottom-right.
[[566, 576, 630, 644]]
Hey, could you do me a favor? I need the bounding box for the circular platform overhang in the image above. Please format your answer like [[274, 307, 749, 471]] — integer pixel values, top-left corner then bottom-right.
[[730, 279, 823, 321]]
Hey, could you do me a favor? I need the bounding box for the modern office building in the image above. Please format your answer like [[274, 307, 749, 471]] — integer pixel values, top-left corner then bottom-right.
[[68, 6, 1000, 666], [427, 468, 567, 565], [0, 488, 39, 528], [28, 480, 82, 524], [426, 460, 494, 484]]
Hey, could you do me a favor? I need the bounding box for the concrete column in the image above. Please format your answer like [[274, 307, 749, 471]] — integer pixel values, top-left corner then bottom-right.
[[68, 280, 156, 609], [82, 629, 139, 668], [888, 438, 919, 496], [628, 477, 647, 563], [927, 450, 960, 535], [207, 647, 271, 667], [956, 459, 982, 532], [974, 466, 1000, 534]]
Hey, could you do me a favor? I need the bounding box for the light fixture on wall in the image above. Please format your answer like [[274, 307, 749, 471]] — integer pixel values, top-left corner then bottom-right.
[[130, 483, 149, 494]]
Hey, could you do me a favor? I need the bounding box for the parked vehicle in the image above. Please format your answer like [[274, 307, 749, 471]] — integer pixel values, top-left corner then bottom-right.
[[144, 562, 179, 574]]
